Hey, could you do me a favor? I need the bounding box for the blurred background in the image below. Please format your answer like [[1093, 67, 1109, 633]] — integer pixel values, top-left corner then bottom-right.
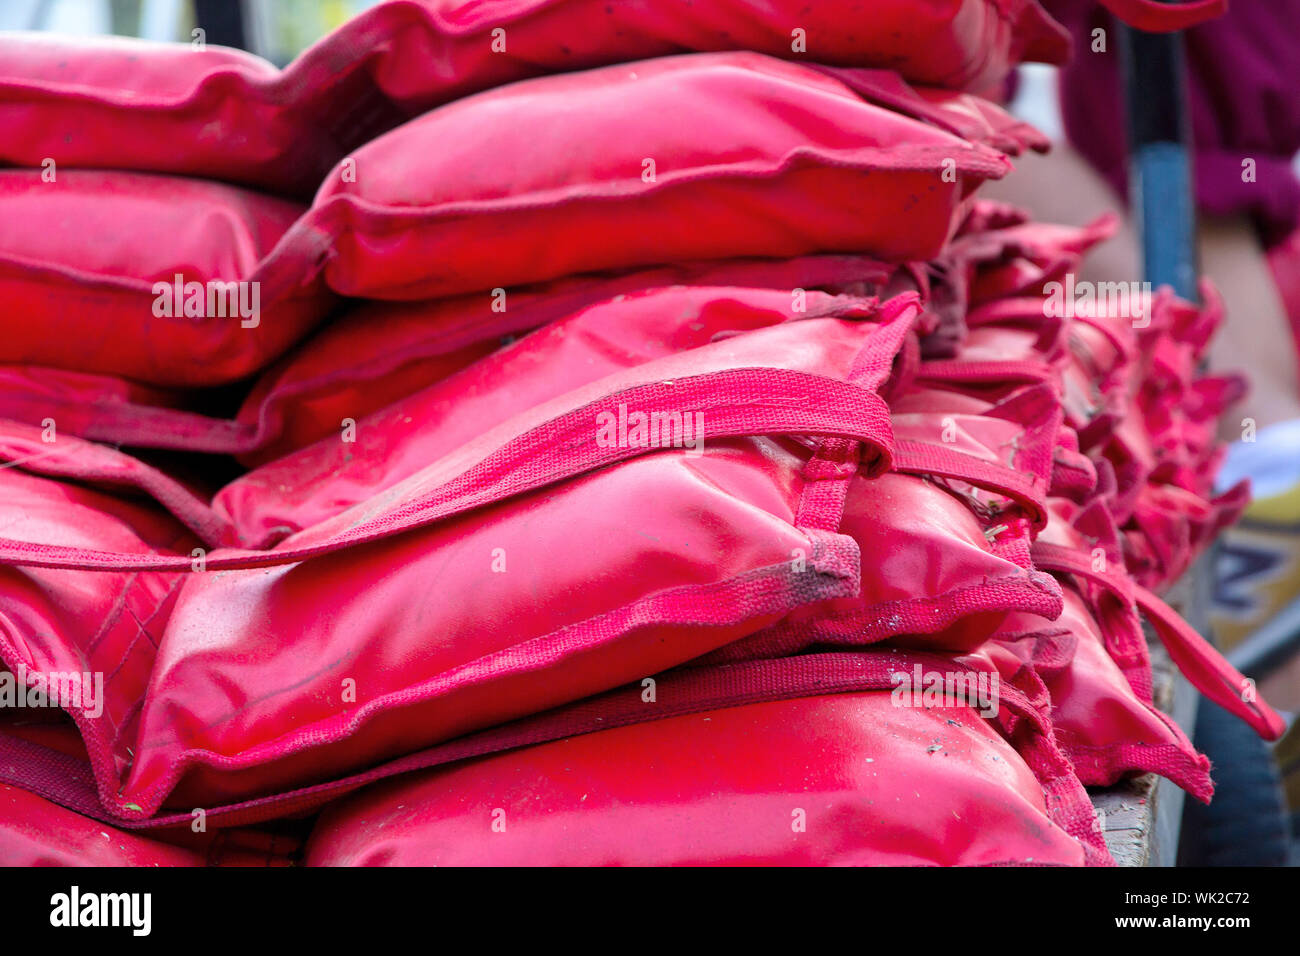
[[1, 0, 377, 64]]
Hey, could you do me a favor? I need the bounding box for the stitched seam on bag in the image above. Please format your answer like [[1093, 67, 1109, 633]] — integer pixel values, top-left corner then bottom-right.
[[312, 143, 1009, 234], [118, 542, 861, 816]]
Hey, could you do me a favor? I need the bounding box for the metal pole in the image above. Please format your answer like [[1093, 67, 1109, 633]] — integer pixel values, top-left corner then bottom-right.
[[194, 0, 248, 50], [1118, 22, 1198, 300], [1118, 9, 1199, 866]]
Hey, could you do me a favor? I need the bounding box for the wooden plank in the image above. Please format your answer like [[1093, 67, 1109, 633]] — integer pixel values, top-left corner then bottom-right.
[[1092, 564, 1208, 866]]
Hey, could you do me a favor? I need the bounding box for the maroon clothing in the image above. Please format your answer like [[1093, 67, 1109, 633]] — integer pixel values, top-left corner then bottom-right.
[[1045, 0, 1300, 245]]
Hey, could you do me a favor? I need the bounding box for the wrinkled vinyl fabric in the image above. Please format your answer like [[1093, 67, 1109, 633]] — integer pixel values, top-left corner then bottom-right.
[[0, 711, 303, 865], [0, 169, 334, 386], [300, 53, 1013, 301], [0, 464, 197, 808], [0, 367, 190, 449], [0, 306, 914, 815], [0, 1, 1068, 194], [0, 421, 234, 548], [215, 287, 904, 545], [228, 256, 916, 467], [0, 784, 202, 867], [704, 383, 1068, 663], [0, 767, 299, 866], [212, 295, 1066, 661], [993, 585, 1213, 800], [1083, 284, 1250, 589], [303, 677, 1096, 867], [931, 258, 1281, 744], [23, 255, 911, 465]]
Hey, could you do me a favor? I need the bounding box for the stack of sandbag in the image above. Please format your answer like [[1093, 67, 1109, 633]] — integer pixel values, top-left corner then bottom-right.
[[0, 0, 1271, 867]]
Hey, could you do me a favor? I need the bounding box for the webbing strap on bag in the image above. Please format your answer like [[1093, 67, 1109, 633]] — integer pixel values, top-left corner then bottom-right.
[[0, 649, 1111, 864], [0, 367, 894, 572], [1031, 540, 1285, 739]]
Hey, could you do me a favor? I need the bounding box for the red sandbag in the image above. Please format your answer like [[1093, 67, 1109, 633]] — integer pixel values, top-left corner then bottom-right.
[[218, 302, 1060, 671], [301, 654, 1103, 866], [953, 292, 1136, 460], [321, 0, 1068, 106], [0, 255, 912, 465], [1124, 480, 1248, 592], [0, 715, 303, 865], [0, 783, 201, 867], [230, 254, 927, 467], [230, 306, 498, 468], [0, 467, 198, 813], [698, 384, 1065, 664], [0, 312, 912, 815], [1032, 529, 1285, 742], [994, 586, 1212, 800], [0, 420, 235, 548], [302, 52, 1012, 301], [947, 204, 1118, 307], [887, 382, 1097, 503], [130, 442, 872, 812], [0, 2, 1067, 195], [216, 286, 899, 545], [0, 34, 304, 193], [0, 713, 302, 864], [0, 168, 333, 386], [0, 366, 189, 444]]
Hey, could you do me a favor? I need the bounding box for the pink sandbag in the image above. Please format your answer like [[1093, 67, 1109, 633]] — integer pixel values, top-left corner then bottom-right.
[[123, 442, 870, 812], [1123, 480, 1249, 592], [216, 286, 903, 546], [0, 2, 1067, 195], [229, 253, 926, 467], [0, 255, 913, 465], [0, 713, 302, 864], [960, 293, 1136, 454], [218, 315, 1064, 666], [301, 653, 1106, 866], [0, 420, 235, 548], [0, 783, 201, 867], [908, 204, 1113, 357], [302, 52, 1012, 301], [1032, 521, 1285, 742], [992, 585, 1212, 801], [0, 168, 333, 386], [886, 382, 1097, 502], [0, 467, 199, 813], [230, 307, 497, 468], [992, 495, 1214, 793], [217, 304, 1062, 674], [954, 209, 1118, 307], [236, 255, 914, 467], [917, 312, 1065, 397], [309, 0, 1068, 110], [0, 716, 300, 865], [0, 366, 190, 445], [698, 384, 1066, 664], [808, 68, 1050, 158], [0, 34, 308, 193], [0, 313, 912, 815]]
